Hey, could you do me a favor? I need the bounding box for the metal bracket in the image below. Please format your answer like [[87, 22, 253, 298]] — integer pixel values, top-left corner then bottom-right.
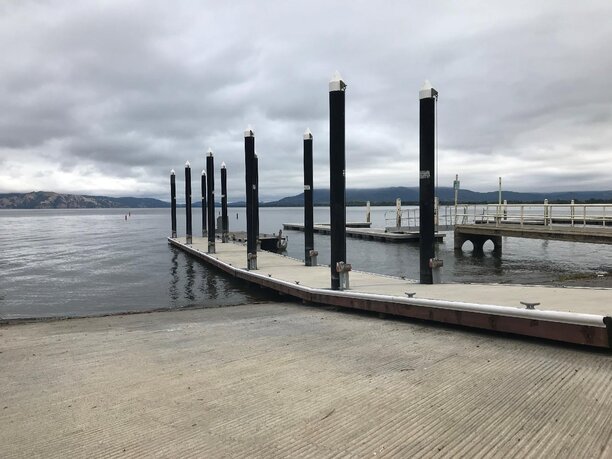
[[520, 301, 540, 310], [336, 262, 352, 290], [247, 252, 257, 270]]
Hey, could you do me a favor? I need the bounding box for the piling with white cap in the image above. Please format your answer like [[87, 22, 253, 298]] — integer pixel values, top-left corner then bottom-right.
[[185, 161, 193, 244], [253, 153, 259, 245], [329, 71, 347, 290], [221, 161, 229, 243], [303, 128, 316, 266], [201, 168, 207, 237], [170, 169, 177, 238], [206, 149, 215, 253], [419, 80, 438, 284], [244, 126, 257, 269]]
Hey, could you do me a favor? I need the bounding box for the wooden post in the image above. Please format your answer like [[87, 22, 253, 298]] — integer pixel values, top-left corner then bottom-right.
[[185, 161, 192, 244], [170, 169, 177, 238], [329, 71, 347, 290]]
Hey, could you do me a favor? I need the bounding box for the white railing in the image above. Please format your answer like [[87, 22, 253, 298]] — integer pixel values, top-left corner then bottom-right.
[[384, 202, 612, 231]]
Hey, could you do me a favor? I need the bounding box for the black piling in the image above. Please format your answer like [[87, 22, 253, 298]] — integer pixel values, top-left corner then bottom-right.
[[185, 161, 192, 244], [303, 128, 315, 266], [170, 169, 177, 238], [201, 169, 207, 237], [206, 150, 215, 253], [329, 72, 347, 290], [254, 153, 259, 244], [221, 162, 228, 243], [244, 127, 257, 270], [419, 81, 438, 284]]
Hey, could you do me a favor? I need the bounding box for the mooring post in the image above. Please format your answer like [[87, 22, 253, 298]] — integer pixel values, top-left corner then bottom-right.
[[221, 162, 228, 243], [453, 174, 459, 225], [396, 198, 402, 229], [303, 128, 316, 266], [419, 80, 438, 284], [244, 126, 257, 270], [185, 161, 192, 244], [366, 201, 371, 224], [201, 169, 207, 237], [170, 169, 177, 238], [329, 71, 347, 290], [206, 149, 215, 253], [254, 153, 259, 247]]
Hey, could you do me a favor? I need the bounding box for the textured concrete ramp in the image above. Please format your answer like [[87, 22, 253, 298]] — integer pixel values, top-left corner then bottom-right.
[[1, 303, 611, 458]]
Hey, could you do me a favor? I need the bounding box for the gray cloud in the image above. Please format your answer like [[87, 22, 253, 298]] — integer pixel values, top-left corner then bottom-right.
[[1, 0, 612, 201]]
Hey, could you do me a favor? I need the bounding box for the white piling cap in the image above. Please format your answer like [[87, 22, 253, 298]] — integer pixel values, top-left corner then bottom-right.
[[304, 128, 313, 140], [221, 161, 226, 169], [207, 147, 213, 157], [419, 80, 438, 99], [185, 161, 191, 168], [329, 71, 347, 92], [170, 169, 175, 175], [201, 169, 206, 176], [244, 124, 254, 137]]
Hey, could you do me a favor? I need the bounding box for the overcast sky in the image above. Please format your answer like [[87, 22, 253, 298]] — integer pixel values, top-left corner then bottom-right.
[[1, 1, 612, 201]]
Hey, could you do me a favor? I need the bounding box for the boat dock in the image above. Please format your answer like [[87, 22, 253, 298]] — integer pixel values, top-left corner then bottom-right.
[[169, 237, 612, 348], [282, 223, 445, 242]]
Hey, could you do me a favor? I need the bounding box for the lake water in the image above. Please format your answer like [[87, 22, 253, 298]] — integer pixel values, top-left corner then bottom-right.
[[1, 207, 611, 319]]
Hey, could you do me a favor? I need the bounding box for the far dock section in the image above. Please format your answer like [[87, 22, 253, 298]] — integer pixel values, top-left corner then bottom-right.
[[283, 223, 445, 243], [169, 237, 612, 349]]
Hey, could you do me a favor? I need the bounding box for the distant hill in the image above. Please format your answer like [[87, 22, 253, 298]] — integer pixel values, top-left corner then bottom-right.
[[3, 188, 612, 209], [0, 192, 169, 209], [264, 187, 612, 206]]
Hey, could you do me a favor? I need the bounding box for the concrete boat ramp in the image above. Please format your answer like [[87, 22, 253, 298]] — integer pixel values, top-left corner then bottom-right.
[[169, 237, 612, 349]]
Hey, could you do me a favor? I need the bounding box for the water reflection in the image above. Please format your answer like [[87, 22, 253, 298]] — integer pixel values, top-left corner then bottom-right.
[[169, 248, 179, 302], [185, 256, 195, 301]]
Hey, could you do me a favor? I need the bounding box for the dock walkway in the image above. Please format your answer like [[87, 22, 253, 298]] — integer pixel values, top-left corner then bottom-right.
[[2, 303, 611, 457], [283, 223, 445, 242], [169, 237, 612, 348]]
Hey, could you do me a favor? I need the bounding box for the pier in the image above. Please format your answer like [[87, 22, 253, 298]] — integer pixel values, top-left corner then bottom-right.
[[283, 223, 445, 242], [169, 236, 612, 349], [453, 203, 612, 253]]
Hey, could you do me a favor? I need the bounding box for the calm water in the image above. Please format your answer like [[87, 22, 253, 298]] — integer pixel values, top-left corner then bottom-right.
[[1, 207, 611, 319]]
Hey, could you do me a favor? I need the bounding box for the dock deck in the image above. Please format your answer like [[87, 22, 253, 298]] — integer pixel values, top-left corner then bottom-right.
[[2, 303, 611, 457], [283, 223, 445, 242], [169, 237, 612, 348]]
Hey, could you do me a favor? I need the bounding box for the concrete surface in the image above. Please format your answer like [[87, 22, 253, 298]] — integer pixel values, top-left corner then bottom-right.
[[1, 303, 611, 458]]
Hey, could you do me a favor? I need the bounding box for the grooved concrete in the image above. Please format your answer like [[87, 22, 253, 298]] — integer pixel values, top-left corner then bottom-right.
[[1, 303, 611, 458]]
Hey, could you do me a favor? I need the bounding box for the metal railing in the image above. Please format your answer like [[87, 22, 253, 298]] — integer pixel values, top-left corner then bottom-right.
[[384, 202, 612, 231]]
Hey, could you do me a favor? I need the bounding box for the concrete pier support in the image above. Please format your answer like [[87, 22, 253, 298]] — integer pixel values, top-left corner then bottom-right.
[[454, 231, 502, 255]]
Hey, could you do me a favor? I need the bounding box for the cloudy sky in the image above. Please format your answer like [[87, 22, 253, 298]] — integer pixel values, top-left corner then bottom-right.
[[1, 1, 612, 201]]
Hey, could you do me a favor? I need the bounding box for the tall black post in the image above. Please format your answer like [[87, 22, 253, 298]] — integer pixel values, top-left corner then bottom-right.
[[419, 80, 438, 284], [170, 169, 177, 238], [201, 169, 207, 237], [244, 127, 257, 269], [254, 153, 259, 245], [329, 72, 347, 290], [206, 149, 215, 253], [185, 161, 192, 244], [303, 128, 315, 266], [221, 162, 228, 243]]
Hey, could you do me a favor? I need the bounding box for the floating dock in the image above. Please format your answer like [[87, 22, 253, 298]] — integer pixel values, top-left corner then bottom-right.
[[169, 237, 612, 348], [282, 223, 445, 242]]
